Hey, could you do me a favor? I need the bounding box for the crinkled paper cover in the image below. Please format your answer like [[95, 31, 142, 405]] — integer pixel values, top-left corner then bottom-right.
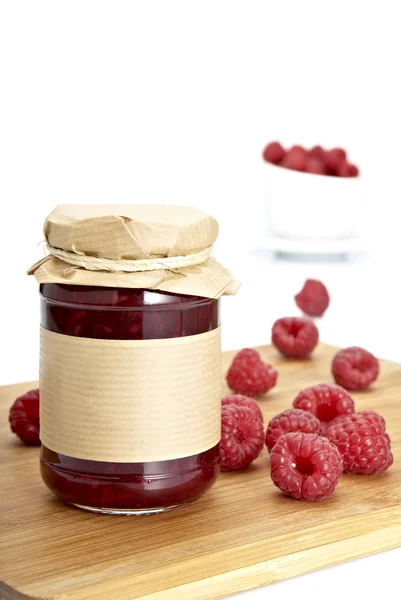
[[29, 205, 240, 298]]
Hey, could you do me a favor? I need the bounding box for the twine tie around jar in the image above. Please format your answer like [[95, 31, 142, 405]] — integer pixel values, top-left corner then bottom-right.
[[44, 244, 213, 273]]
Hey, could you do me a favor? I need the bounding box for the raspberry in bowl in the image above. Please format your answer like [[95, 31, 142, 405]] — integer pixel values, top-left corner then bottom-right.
[[262, 142, 361, 242]]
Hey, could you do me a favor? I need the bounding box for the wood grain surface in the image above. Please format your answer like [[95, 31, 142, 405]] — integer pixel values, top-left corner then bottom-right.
[[1, 343, 400, 600]]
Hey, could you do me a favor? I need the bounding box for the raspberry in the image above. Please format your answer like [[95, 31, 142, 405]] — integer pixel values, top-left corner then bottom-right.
[[265, 408, 321, 452], [226, 348, 278, 397], [326, 411, 393, 474], [291, 144, 306, 153], [262, 141, 286, 165], [270, 432, 343, 500], [293, 383, 355, 432], [272, 317, 319, 358], [337, 161, 359, 177], [221, 394, 264, 422], [305, 156, 326, 175], [9, 388, 40, 445], [295, 279, 330, 317], [325, 148, 346, 174], [309, 145, 325, 160], [231, 348, 260, 365], [329, 409, 385, 432], [280, 145, 307, 172], [332, 346, 379, 390], [220, 404, 264, 471]]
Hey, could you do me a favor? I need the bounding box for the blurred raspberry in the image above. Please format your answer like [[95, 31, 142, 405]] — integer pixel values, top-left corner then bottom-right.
[[305, 156, 326, 175], [326, 411, 393, 474], [220, 404, 264, 471], [337, 162, 359, 177], [231, 348, 260, 365], [270, 432, 343, 500], [262, 141, 286, 164], [293, 383, 355, 432], [226, 348, 278, 397], [325, 148, 347, 174], [332, 346, 379, 390], [272, 317, 319, 358], [309, 145, 325, 160], [295, 279, 330, 317], [221, 394, 264, 422], [9, 388, 40, 445], [280, 145, 307, 171], [265, 408, 321, 452]]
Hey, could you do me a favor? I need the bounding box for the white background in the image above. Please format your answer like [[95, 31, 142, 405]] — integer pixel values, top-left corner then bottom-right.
[[0, 2, 400, 599]]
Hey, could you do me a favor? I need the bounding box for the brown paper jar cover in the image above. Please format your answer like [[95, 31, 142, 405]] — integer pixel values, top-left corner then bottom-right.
[[29, 204, 240, 298]]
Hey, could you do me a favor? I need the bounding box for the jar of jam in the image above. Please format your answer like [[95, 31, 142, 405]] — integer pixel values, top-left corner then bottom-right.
[[29, 205, 239, 514]]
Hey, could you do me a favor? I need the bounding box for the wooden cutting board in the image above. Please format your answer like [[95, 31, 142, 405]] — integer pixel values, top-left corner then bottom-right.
[[1, 343, 400, 600]]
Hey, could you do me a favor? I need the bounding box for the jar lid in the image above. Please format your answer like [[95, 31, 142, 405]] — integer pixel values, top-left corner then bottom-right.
[[29, 204, 240, 298], [44, 204, 219, 260]]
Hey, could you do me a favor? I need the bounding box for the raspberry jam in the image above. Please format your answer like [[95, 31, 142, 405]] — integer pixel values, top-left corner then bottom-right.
[[40, 284, 220, 514]]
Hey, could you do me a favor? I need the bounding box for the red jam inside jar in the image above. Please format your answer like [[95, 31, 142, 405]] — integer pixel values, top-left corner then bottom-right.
[[40, 283, 220, 514]]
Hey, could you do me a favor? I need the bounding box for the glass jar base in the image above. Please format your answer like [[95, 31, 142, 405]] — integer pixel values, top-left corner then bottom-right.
[[70, 502, 186, 516]]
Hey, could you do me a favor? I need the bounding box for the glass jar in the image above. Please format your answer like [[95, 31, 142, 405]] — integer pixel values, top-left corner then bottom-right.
[[40, 283, 221, 514]]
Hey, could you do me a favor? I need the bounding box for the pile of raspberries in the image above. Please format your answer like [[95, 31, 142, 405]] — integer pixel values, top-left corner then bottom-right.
[[9, 279, 393, 503], [262, 141, 359, 177], [221, 278, 392, 501]]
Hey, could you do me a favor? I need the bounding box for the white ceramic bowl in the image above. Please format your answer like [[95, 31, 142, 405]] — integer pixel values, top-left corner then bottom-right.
[[264, 162, 362, 240]]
